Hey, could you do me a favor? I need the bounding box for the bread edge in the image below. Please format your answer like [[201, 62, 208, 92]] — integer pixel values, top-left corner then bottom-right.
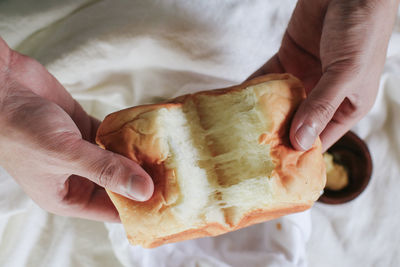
[[96, 73, 324, 248]]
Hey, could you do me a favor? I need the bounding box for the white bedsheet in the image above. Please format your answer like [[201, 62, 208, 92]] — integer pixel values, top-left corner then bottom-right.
[[0, 1, 399, 266]]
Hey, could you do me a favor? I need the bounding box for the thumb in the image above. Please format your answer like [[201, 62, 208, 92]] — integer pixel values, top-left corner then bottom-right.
[[290, 73, 345, 151], [65, 139, 154, 201]]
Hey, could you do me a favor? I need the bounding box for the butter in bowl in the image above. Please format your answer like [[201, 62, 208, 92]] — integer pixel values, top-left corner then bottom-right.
[[318, 131, 373, 204]]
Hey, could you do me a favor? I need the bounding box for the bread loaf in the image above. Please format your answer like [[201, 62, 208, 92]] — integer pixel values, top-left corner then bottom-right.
[[96, 73, 326, 248]]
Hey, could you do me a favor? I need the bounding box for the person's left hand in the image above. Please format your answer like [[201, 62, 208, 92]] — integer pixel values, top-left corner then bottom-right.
[[0, 38, 154, 222]]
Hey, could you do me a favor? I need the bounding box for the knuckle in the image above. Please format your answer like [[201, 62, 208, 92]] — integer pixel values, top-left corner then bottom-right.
[[325, 58, 360, 74], [45, 180, 87, 216], [347, 93, 375, 117], [334, 0, 381, 18], [1, 92, 47, 126], [97, 156, 120, 189], [307, 100, 337, 126]]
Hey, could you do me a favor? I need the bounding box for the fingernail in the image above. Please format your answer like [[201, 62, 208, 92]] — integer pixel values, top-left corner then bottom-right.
[[295, 124, 317, 151], [126, 175, 151, 201]]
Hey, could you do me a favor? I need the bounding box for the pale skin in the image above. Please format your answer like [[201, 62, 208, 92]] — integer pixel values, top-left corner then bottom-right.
[[0, 39, 154, 222], [0, 0, 398, 221], [249, 0, 399, 151]]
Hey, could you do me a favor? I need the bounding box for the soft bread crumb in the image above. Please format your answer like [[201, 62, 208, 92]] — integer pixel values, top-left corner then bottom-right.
[[159, 86, 276, 227], [158, 107, 225, 226]]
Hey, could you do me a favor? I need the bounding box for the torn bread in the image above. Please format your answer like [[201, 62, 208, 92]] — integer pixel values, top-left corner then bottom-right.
[[96, 73, 326, 248]]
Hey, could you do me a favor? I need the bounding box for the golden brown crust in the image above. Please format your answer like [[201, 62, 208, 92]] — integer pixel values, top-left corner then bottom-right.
[[170, 73, 298, 103], [97, 104, 184, 246], [96, 73, 326, 248], [96, 103, 181, 164], [250, 74, 325, 200], [143, 204, 311, 248]]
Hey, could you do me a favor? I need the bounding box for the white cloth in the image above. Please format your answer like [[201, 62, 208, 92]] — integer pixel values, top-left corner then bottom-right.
[[105, 211, 311, 267], [0, 0, 400, 266]]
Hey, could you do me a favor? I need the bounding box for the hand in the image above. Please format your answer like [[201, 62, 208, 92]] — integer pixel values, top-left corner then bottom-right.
[[0, 38, 154, 222], [249, 0, 399, 151]]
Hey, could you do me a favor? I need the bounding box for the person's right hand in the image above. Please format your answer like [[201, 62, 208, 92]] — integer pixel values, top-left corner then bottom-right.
[[249, 0, 399, 152], [0, 37, 154, 222]]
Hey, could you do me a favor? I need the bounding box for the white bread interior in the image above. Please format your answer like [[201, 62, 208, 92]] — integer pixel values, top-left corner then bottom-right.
[[159, 87, 278, 227], [96, 74, 326, 248]]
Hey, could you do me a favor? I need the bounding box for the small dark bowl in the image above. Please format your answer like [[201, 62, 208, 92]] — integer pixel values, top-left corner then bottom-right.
[[318, 131, 373, 204]]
